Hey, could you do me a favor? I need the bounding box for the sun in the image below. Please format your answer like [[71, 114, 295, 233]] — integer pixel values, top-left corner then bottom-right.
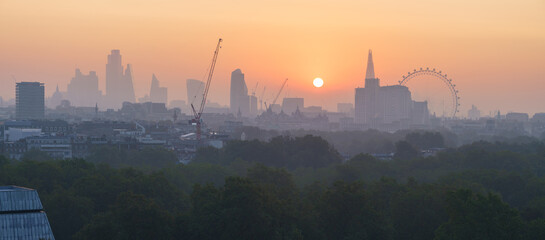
[[313, 78, 324, 88]]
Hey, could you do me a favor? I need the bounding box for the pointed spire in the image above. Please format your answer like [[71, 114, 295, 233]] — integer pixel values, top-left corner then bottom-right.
[[55, 84, 59, 93], [365, 49, 375, 79]]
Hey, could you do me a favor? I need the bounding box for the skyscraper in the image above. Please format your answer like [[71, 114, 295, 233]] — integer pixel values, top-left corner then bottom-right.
[[186, 79, 205, 107], [355, 50, 380, 126], [149, 74, 168, 104], [355, 50, 414, 129], [66, 68, 101, 107], [16, 82, 44, 119], [105, 50, 135, 109], [230, 69, 250, 116]]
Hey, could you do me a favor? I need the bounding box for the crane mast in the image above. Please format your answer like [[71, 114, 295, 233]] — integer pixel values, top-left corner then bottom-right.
[[269, 78, 288, 111], [191, 38, 222, 141]]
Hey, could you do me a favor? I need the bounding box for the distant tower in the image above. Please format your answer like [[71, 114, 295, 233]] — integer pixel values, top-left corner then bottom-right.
[[105, 50, 135, 109], [230, 69, 250, 116], [355, 50, 380, 125], [186, 79, 205, 106], [16, 82, 45, 119], [66, 68, 101, 107], [149, 74, 168, 104], [48, 84, 64, 108]]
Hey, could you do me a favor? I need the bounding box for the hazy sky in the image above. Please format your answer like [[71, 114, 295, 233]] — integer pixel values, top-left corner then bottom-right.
[[1, 0, 544, 115]]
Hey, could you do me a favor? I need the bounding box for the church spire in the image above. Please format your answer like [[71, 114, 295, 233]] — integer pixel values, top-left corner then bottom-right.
[[365, 49, 375, 79]]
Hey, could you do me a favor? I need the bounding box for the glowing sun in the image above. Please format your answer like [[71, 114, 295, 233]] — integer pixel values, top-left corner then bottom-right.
[[313, 78, 324, 88]]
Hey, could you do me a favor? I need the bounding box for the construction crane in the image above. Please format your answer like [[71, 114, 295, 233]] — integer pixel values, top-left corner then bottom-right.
[[251, 82, 259, 96], [259, 86, 267, 111], [268, 78, 288, 111], [190, 38, 222, 141]]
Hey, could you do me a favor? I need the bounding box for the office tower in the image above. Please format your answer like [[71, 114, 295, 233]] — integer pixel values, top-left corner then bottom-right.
[[249, 95, 258, 116], [468, 105, 481, 120], [355, 50, 413, 129], [380, 85, 411, 124], [66, 68, 101, 107], [412, 101, 430, 125], [282, 98, 304, 114], [230, 69, 250, 116], [105, 50, 135, 109], [186, 79, 205, 107], [149, 74, 168, 104], [355, 50, 380, 126], [16, 82, 44, 119]]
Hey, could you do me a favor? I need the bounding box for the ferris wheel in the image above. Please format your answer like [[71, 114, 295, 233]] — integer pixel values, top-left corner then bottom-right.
[[398, 67, 460, 118]]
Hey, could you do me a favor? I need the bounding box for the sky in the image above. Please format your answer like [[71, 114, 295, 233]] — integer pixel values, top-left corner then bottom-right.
[[1, 0, 544, 116]]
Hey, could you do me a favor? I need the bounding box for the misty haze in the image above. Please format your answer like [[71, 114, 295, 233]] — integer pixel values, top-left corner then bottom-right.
[[1, 0, 545, 239]]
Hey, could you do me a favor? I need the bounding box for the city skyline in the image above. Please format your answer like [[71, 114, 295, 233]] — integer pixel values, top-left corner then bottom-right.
[[1, 0, 544, 115]]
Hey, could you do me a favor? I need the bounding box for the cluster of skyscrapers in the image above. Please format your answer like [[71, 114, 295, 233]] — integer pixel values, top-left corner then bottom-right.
[[14, 48, 430, 131]]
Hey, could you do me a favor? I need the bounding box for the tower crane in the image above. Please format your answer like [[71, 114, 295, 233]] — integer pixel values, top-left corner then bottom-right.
[[259, 86, 267, 111], [251, 82, 259, 96], [190, 38, 222, 141], [268, 78, 288, 111]]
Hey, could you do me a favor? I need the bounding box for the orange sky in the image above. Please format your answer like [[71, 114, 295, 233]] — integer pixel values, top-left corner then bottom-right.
[[1, 0, 544, 116]]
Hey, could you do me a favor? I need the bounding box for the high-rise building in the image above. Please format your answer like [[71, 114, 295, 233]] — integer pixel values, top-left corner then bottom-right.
[[249, 95, 258, 117], [282, 98, 304, 114], [105, 50, 135, 109], [468, 105, 481, 120], [186, 79, 205, 107], [355, 50, 380, 126], [355, 50, 415, 129], [230, 69, 250, 116], [66, 68, 101, 107], [149, 74, 168, 104], [16, 82, 44, 119]]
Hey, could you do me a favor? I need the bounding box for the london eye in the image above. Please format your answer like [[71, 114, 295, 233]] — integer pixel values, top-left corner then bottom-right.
[[398, 68, 460, 118]]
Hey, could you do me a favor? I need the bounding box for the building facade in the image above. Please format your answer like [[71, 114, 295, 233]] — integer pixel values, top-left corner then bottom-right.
[[66, 68, 102, 107], [105, 50, 136, 109], [16, 82, 45, 119], [230, 69, 250, 116], [150, 74, 168, 104]]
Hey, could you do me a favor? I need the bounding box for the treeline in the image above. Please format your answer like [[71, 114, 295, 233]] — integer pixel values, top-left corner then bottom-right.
[[2, 134, 545, 239]]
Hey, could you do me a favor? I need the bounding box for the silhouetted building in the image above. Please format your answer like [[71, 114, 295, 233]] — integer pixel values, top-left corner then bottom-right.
[[66, 68, 101, 107], [282, 98, 304, 114], [186, 79, 205, 107], [506, 112, 529, 122], [355, 50, 422, 130], [47, 85, 64, 108], [337, 103, 353, 114], [230, 69, 250, 116], [0, 186, 55, 239], [150, 74, 168, 104], [249, 95, 258, 117], [468, 105, 481, 120], [16, 82, 44, 119], [412, 101, 430, 125], [355, 50, 380, 127], [105, 50, 136, 109]]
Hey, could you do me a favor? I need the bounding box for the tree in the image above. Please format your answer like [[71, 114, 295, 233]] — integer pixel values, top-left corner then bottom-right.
[[434, 189, 523, 240], [394, 140, 419, 160]]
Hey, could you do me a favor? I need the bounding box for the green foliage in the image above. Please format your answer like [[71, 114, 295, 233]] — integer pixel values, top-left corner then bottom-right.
[[194, 135, 342, 169], [394, 140, 419, 160], [434, 189, 523, 240], [4, 137, 545, 239]]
